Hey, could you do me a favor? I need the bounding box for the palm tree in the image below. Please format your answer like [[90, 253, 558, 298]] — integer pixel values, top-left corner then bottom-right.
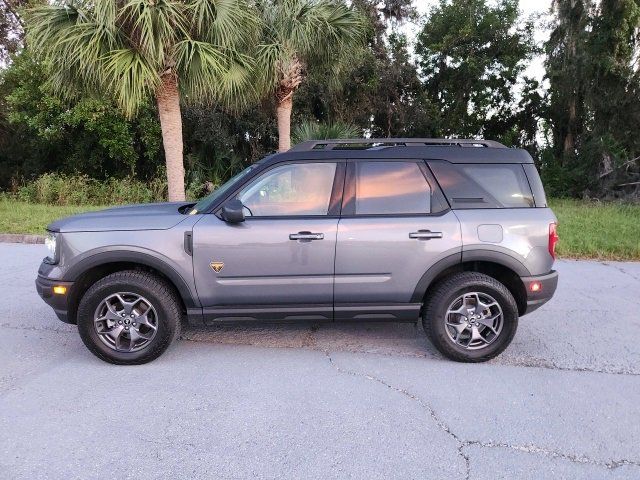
[[26, 0, 259, 201], [255, 0, 365, 152]]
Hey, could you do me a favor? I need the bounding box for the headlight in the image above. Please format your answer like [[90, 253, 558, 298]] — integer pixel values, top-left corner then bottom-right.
[[44, 232, 58, 264]]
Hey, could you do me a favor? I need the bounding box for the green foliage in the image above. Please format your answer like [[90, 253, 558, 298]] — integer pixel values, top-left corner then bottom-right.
[[0, 0, 639, 202], [0, 52, 162, 184], [544, 0, 640, 199], [415, 0, 538, 142], [295, 2, 435, 138], [292, 120, 360, 143], [25, 0, 260, 117], [14, 172, 167, 205], [0, 199, 104, 235], [254, 0, 367, 95], [550, 198, 640, 260]]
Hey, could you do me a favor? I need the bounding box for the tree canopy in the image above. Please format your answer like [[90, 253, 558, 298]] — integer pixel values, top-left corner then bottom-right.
[[0, 0, 638, 200]]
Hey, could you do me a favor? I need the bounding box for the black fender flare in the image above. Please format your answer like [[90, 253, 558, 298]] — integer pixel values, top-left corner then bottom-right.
[[63, 247, 199, 308], [411, 249, 531, 303]]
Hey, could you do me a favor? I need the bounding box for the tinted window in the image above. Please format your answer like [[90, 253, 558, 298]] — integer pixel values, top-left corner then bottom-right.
[[238, 162, 336, 216], [460, 164, 534, 208], [355, 162, 431, 215], [523, 163, 547, 207]]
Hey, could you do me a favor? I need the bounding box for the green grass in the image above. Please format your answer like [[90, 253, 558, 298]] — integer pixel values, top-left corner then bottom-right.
[[549, 199, 640, 261], [0, 198, 638, 260], [0, 199, 104, 235]]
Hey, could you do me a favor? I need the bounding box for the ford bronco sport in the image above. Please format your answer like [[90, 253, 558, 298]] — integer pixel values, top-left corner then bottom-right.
[[36, 138, 558, 365]]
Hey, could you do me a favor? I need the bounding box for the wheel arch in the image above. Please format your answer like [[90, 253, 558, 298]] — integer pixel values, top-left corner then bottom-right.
[[64, 250, 198, 324], [413, 253, 528, 316]]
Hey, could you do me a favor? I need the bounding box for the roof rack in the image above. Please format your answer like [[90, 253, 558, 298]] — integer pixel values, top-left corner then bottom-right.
[[289, 138, 507, 152]]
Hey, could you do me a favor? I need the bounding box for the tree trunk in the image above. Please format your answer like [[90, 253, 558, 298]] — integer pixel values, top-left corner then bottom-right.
[[276, 94, 293, 152], [156, 75, 185, 202], [275, 56, 304, 152], [562, 0, 579, 159]]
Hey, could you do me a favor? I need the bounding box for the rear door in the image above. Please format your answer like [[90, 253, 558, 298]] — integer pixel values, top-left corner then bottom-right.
[[334, 160, 462, 320], [192, 160, 344, 321]]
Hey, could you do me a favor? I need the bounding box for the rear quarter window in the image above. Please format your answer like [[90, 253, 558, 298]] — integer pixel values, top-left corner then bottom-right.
[[460, 164, 534, 208], [428, 161, 535, 209]]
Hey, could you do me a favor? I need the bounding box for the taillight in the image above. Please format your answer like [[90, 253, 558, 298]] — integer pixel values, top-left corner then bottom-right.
[[549, 222, 559, 259]]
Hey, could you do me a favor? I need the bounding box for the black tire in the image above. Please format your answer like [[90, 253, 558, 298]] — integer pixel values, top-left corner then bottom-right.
[[423, 272, 518, 362], [77, 270, 182, 365]]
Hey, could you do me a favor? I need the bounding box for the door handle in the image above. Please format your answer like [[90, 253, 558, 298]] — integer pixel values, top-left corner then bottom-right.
[[409, 230, 443, 240], [289, 231, 324, 241]]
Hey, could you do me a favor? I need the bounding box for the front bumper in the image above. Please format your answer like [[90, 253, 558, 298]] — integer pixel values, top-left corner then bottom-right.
[[35, 275, 74, 324], [520, 270, 558, 315]]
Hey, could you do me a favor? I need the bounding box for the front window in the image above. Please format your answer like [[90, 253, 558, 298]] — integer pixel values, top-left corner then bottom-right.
[[189, 165, 256, 214], [237, 162, 337, 216]]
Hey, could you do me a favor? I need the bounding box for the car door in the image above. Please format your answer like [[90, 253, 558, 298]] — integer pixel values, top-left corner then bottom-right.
[[334, 160, 462, 320], [192, 160, 344, 322]]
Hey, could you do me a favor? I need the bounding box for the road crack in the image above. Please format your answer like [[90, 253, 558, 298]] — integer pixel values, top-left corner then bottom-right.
[[324, 350, 471, 479], [603, 263, 640, 282], [324, 350, 640, 479], [462, 441, 640, 470]]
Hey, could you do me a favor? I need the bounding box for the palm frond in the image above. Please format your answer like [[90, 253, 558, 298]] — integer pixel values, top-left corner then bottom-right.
[[120, 0, 187, 67], [292, 120, 360, 144], [175, 39, 228, 102], [253, 42, 285, 92], [175, 40, 255, 109], [26, 3, 82, 54], [26, 0, 264, 115], [256, 0, 366, 80], [189, 0, 260, 47], [102, 48, 160, 118]]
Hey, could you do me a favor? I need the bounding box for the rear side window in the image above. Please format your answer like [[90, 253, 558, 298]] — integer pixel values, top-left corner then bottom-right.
[[354, 161, 431, 214], [459, 164, 534, 208], [428, 161, 534, 209]]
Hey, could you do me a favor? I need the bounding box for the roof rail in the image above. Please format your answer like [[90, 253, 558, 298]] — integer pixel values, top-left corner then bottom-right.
[[289, 138, 507, 152]]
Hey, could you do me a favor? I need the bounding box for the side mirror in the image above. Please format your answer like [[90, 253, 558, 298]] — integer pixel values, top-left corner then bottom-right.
[[221, 199, 245, 223]]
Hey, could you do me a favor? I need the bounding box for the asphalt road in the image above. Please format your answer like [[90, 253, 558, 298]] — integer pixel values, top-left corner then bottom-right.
[[1, 243, 639, 479]]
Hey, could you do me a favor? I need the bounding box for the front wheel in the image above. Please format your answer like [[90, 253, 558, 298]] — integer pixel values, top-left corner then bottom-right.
[[423, 272, 518, 362], [77, 271, 182, 365]]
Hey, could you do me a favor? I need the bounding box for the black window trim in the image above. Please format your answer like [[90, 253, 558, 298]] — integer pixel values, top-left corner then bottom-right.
[[340, 159, 451, 218], [214, 159, 346, 220]]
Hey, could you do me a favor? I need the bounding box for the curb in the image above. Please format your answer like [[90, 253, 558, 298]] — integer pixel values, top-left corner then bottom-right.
[[0, 234, 45, 244]]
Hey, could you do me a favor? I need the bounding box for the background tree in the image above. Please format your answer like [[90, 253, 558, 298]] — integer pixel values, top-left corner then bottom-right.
[[546, 0, 592, 162], [255, 0, 366, 152], [583, 0, 640, 195], [295, 0, 436, 138], [415, 0, 538, 144], [544, 0, 640, 197], [0, 0, 28, 63], [26, 0, 259, 201]]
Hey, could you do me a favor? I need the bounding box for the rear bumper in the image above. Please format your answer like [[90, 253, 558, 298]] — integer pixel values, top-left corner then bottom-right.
[[35, 275, 74, 324], [520, 270, 558, 315]]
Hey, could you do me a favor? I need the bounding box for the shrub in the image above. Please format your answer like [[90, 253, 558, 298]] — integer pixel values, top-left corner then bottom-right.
[[14, 173, 168, 206]]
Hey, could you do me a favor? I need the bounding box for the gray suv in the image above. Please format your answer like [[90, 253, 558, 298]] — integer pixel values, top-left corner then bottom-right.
[[36, 138, 559, 365]]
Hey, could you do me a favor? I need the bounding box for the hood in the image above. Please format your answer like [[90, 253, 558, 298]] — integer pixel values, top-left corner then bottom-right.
[[47, 202, 193, 233]]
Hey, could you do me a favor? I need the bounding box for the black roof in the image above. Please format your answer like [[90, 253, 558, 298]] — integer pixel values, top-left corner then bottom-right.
[[264, 138, 534, 165]]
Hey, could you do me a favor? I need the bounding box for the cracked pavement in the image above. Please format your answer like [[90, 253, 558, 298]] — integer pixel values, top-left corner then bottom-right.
[[1, 243, 639, 479]]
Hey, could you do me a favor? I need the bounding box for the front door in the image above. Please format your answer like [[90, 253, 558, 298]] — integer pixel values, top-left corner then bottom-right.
[[193, 160, 343, 322], [334, 160, 462, 320]]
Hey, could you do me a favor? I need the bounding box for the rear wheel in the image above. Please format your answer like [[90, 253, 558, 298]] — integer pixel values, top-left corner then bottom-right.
[[77, 271, 182, 365], [423, 272, 518, 362]]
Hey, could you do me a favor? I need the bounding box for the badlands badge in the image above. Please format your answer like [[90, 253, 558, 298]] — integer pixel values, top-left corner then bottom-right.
[[210, 261, 224, 273]]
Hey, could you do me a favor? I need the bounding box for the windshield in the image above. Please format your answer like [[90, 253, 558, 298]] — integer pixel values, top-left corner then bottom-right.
[[188, 166, 255, 214]]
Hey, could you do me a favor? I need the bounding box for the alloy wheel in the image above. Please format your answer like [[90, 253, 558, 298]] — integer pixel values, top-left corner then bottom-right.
[[93, 292, 158, 352], [444, 292, 504, 350]]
